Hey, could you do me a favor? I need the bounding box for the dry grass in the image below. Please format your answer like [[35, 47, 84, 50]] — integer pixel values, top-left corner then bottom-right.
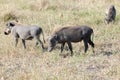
[[0, 0, 120, 80]]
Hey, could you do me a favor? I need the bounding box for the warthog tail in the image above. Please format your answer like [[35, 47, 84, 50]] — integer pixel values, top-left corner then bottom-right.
[[91, 31, 94, 42]]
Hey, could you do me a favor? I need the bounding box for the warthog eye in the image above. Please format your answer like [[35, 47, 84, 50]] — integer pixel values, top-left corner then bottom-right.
[[50, 38, 56, 43], [8, 22, 15, 27]]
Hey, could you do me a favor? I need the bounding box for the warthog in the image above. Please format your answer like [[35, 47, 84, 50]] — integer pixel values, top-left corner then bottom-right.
[[105, 5, 116, 24], [48, 26, 94, 56], [4, 22, 45, 49]]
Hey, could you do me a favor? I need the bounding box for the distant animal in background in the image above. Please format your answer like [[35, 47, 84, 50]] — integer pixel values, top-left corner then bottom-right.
[[48, 26, 94, 56], [105, 5, 116, 24], [4, 22, 45, 49]]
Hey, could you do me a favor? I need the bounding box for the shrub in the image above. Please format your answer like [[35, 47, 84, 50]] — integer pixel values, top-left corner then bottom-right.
[[3, 12, 18, 22]]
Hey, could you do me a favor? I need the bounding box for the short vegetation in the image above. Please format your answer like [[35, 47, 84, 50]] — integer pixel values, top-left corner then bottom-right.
[[0, 0, 120, 80]]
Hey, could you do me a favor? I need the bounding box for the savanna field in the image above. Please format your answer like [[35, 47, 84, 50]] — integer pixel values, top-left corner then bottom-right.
[[0, 0, 120, 80]]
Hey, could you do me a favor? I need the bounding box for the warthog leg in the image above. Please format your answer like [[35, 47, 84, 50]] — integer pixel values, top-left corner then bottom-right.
[[35, 42, 39, 47], [88, 39, 95, 53], [34, 36, 44, 50], [61, 42, 65, 53], [83, 39, 88, 53], [67, 42, 73, 56], [14, 38, 18, 47], [22, 39, 26, 49]]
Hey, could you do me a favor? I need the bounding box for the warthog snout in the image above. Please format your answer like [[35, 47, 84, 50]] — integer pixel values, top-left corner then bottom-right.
[[48, 42, 55, 52], [48, 35, 57, 52], [4, 28, 11, 35], [48, 48, 52, 52], [48, 47, 53, 52]]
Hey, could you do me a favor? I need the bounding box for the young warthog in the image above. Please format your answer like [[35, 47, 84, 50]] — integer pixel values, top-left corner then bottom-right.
[[4, 22, 45, 49], [105, 5, 116, 24], [48, 26, 94, 56]]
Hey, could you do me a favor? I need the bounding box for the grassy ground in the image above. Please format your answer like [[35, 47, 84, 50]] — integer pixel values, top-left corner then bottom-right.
[[0, 0, 120, 80]]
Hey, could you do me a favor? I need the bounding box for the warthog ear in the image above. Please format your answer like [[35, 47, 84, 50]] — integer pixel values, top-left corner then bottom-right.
[[14, 18, 19, 22]]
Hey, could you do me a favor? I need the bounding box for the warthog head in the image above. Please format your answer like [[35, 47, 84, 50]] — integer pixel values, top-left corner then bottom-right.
[[48, 35, 58, 52], [4, 22, 15, 35]]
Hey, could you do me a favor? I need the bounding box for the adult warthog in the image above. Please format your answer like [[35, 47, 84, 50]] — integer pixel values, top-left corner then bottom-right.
[[4, 22, 45, 49], [105, 5, 116, 24], [48, 26, 94, 56]]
